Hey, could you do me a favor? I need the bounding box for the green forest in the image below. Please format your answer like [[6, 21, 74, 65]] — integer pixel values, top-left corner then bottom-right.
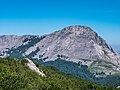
[[0, 57, 120, 90]]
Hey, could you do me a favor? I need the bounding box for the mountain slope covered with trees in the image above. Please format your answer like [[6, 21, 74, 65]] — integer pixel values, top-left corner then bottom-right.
[[0, 57, 119, 90]]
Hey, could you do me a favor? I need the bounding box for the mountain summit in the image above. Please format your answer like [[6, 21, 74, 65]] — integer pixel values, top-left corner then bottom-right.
[[0, 25, 120, 74]]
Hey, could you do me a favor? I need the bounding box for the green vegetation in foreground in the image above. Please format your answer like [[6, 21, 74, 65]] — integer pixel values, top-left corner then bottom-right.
[[0, 58, 119, 90]]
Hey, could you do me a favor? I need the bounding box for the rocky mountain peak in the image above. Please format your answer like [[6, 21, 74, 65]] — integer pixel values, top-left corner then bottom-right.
[[61, 25, 96, 36], [24, 26, 118, 65], [0, 25, 120, 75], [61, 26, 117, 54], [63, 25, 92, 32], [49, 25, 114, 54], [51, 25, 98, 43]]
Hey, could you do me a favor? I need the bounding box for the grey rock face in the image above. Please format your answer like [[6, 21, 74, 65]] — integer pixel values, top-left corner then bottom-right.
[[0, 25, 120, 74], [30, 26, 120, 65], [25, 58, 46, 77], [0, 35, 40, 57], [0, 35, 37, 50]]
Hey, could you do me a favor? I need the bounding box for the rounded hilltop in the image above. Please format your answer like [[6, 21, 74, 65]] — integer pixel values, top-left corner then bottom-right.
[[56, 25, 97, 37]]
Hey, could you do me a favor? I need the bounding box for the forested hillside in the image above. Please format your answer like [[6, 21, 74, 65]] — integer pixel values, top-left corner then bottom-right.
[[0, 58, 119, 90]]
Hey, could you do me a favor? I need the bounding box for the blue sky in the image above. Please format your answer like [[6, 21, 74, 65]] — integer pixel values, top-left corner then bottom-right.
[[0, 0, 120, 51]]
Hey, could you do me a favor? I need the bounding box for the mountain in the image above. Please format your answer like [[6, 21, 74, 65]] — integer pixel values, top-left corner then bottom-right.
[[0, 57, 118, 90], [0, 25, 120, 76]]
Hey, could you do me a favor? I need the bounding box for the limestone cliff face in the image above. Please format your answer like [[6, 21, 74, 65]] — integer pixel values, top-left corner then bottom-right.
[[27, 26, 120, 66], [25, 58, 46, 77], [0, 25, 120, 69]]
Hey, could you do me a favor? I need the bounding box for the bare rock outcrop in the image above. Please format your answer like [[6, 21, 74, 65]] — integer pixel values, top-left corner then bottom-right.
[[25, 58, 46, 77], [30, 26, 120, 65]]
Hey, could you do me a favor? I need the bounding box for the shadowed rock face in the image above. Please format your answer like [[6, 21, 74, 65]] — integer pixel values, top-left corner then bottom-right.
[[0, 25, 120, 67]]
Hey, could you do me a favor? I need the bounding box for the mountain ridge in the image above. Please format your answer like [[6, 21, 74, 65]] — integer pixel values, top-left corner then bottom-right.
[[0, 25, 120, 75]]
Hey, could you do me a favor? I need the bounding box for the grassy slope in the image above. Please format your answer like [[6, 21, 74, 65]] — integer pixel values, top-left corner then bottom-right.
[[0, 58, 119, 90]]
